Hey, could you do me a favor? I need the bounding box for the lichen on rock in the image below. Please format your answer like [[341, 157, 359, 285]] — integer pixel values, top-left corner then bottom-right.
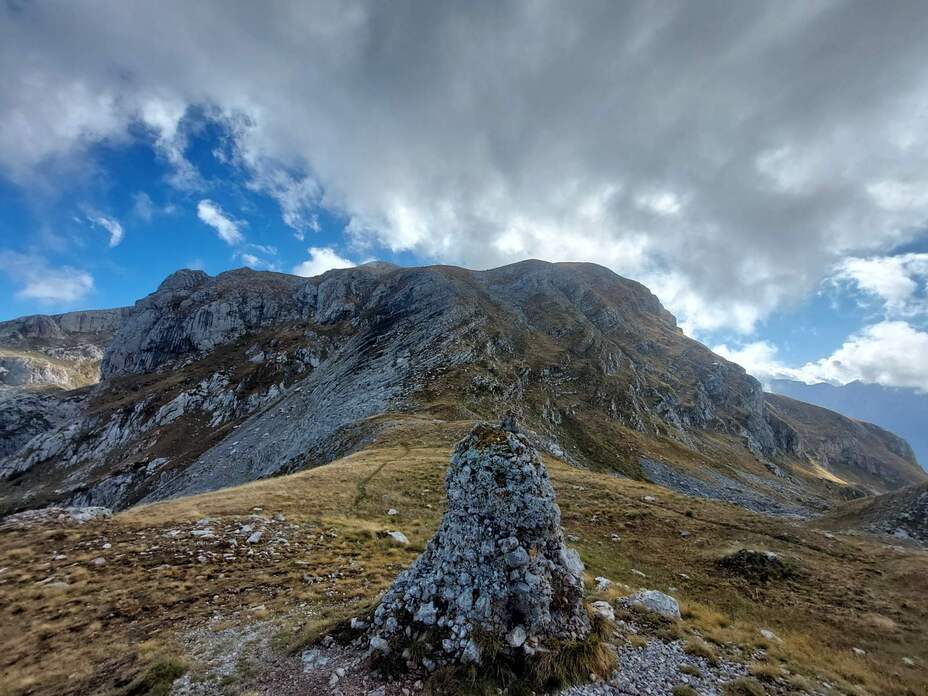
[[367, 419, 591, 671]]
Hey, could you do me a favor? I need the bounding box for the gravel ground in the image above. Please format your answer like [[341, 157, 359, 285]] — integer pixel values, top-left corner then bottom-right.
[[562, 635, 747, 696]]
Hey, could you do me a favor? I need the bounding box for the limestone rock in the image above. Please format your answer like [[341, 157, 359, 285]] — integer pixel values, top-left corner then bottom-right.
[[624, 589, 681, 620], [367, 422, 590, 668]]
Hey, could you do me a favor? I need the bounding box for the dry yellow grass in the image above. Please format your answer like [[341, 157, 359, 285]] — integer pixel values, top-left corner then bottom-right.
[[1, 416, 926, 695]]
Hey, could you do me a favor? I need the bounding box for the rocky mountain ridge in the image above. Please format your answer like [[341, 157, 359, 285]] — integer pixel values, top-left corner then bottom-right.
[[1, 261, 923, 516]]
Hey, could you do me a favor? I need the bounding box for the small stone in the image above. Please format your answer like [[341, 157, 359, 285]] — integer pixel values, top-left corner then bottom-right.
[[387, 508, 399, 516], [350, 617, 369, 630], [415, 602, 437, 625], [591, 600, 615, 621], [387, 531, 409, 545], [505, 546, 529, 568], [91, 557, 106, 566], [301, 649, 331, 671], [370, 636, 390, 654], [246, 531, 263, 544], [506, 625, 527, 648], [594, 576, 611, 592]]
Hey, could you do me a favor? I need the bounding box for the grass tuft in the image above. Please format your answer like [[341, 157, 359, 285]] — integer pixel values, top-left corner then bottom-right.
[[683, 638, 719, 666], [119, 656, 187, 696], [722, 677, 767, 696]]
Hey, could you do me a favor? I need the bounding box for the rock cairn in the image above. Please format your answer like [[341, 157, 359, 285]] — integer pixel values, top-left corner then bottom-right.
[[367, 418, 590, 670]]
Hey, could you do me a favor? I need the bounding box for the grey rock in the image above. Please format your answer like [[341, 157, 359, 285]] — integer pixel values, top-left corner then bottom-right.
[[623, 590, 681, 620], [591, 600, 615, 622], [387, 531, 409, 545], [367, 423, 590, 668]]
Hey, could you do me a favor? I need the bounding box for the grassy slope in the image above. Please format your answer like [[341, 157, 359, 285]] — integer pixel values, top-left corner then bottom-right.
[[1, 416, 925, 696]]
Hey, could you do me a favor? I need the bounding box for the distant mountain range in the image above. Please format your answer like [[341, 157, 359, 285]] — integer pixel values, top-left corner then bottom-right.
[[769, 379, 927, 471]]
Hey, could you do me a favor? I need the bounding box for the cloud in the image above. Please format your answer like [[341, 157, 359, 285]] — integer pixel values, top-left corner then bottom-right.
[[831, 253, 928, 317], [292, 247, 355, 277], [197, 199, 244, 245], [715, 321, 928, 393], [0, 251, 94, 303], [132, 192, 155, 222], [88, 214, 125, 247], [2, 3, 928, 332], [237, 247, 277, 270], [138, 97, 201, 190]]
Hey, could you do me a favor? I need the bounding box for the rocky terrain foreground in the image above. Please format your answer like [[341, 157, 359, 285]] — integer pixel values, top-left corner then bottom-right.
[[1, 417, 925, 695]]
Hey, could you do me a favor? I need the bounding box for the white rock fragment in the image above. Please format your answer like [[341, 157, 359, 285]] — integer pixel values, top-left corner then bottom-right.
[[624, 589, 681, 620], [591, 601, 615, 622], [506, 625, 527, 648], [386, 531, 409, 545]]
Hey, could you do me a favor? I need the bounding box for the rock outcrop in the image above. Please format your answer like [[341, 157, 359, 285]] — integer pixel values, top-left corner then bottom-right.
[[367, 419, 590, 670]]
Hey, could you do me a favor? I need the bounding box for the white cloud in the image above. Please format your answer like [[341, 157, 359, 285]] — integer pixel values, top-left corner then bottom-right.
[[0, 251, 94, 303], [139, 97, 201, 190], [867, 179, 928, 212], [132, 192, 155, 222], [88, 214, 125, 247], [713, 340, 787, 386], [197, 200, 244, 245], [292, 247, 355, 277], [3, 3, 928, 333], [715, 321, 928, 393], [237, 249, 277, 270], [635, 191, 682, 217], [831, 253, 928, 316]]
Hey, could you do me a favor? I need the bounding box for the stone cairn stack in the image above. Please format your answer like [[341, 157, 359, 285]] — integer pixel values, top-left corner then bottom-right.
[[367, 417, 591, 670]]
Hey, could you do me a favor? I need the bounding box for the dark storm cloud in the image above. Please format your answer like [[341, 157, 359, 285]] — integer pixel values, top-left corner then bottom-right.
[[2, 0, 927, 332]]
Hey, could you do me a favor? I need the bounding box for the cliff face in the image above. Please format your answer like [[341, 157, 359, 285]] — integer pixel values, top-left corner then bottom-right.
[[1, 261, 923, 515], [0, 307, 130, 389]]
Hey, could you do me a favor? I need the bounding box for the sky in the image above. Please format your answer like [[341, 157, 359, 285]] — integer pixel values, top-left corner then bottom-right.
[[1, 1, 927, 393]]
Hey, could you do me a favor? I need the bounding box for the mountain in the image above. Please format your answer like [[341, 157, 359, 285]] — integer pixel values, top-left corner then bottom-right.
[[1, 261, 924, 516], [0, 307, 129, 390], [0, 307, 130, 458], [769, 379, 927, 470]]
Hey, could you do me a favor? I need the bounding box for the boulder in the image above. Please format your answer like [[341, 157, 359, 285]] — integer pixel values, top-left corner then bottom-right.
[[367, 420, 590, 668], [624, 590, 681, 620]]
